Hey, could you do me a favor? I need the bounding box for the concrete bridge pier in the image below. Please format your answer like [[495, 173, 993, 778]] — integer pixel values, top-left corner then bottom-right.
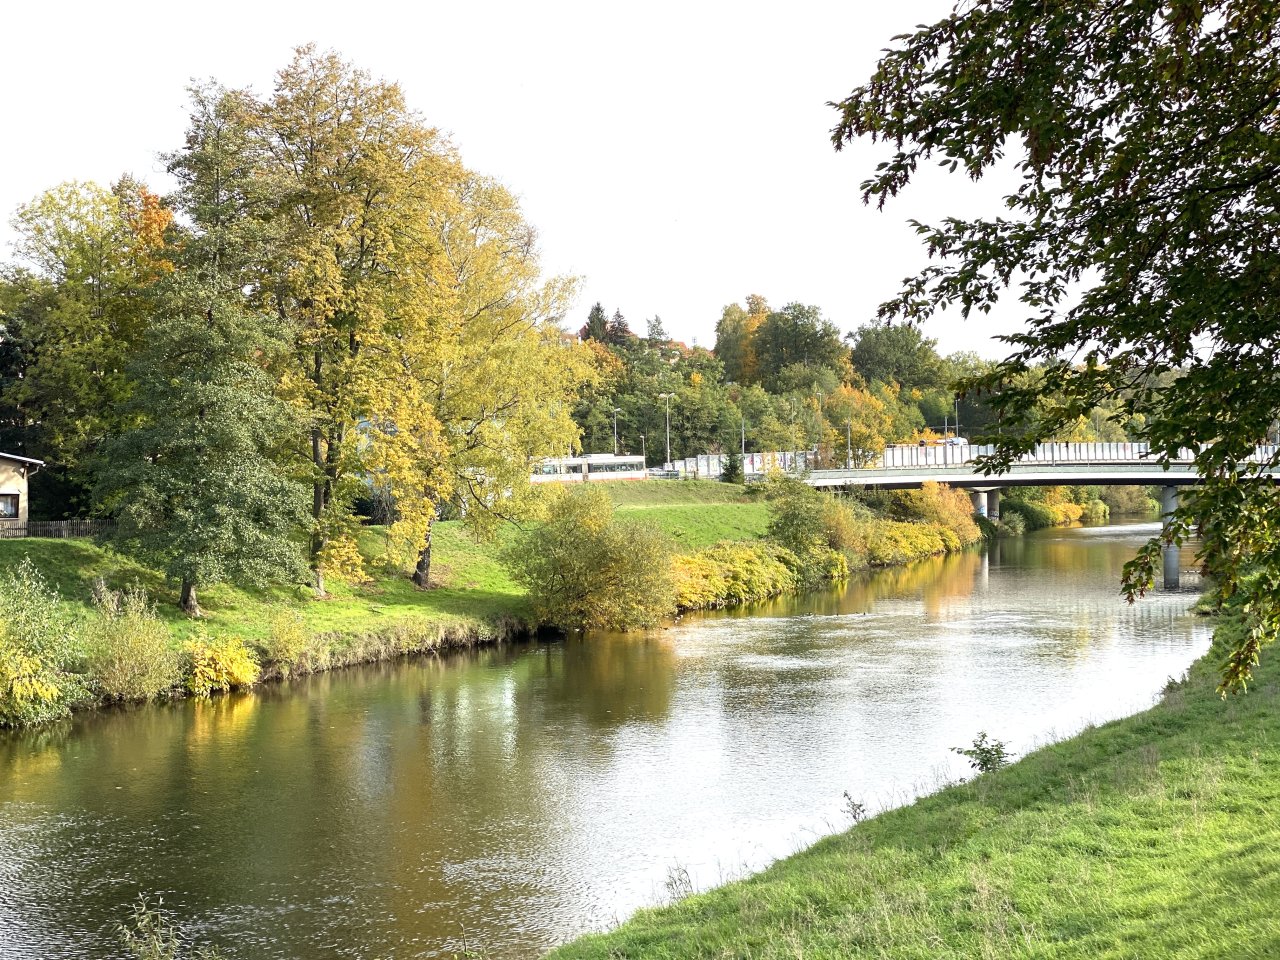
[[970, 489, 1001, 520], [1161, 485, 1180, 589]]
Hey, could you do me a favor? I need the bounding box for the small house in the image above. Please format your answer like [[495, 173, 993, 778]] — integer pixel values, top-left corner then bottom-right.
[[0, 453, 44, 526]]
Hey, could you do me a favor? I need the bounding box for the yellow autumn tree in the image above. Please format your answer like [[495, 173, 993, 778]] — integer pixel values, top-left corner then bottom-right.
[[387, 168, 593, 587]]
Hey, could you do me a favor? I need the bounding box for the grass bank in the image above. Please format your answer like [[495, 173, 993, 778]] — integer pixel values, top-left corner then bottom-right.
[[549, 628, 1280, 960]]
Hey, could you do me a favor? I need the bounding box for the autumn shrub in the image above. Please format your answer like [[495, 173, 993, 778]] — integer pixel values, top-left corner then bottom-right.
[[860, 519, 950, 566], [1082, 498, 1110, 524], [673, 542, 799, 610], [86, 583, 180, 702], [1099, 484, 1160, 516], [895, 482, 982, 547], [762, 475, 858, 584], [259, 609, 311, 679], [502, 486, 676, 630], [0, 558, 86, 726], [182, 635, 259, 697]]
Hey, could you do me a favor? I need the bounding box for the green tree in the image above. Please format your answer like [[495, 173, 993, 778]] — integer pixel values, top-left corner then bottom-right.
[[849, 323, 943, 394], [96, 86, 307, 616], [579, 302, 609, 341], [833, 0, 1280, 689], [714, 302, 752, 382], [752, 303, 848, 391], [646, 314, 669, 343]]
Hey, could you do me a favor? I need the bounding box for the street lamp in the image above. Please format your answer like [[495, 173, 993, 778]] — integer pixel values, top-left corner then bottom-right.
[[657, 393, 674, 469], [846, 419, 852, 470], [640, 433, 646, 464], [612, 407, 621, 456]]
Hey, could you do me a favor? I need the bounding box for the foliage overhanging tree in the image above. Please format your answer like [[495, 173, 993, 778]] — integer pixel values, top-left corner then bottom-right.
[[832, 0, 1280, 690]]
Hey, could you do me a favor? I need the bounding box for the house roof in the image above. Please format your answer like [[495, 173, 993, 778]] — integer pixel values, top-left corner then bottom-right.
[[0, 452, 45, 467]]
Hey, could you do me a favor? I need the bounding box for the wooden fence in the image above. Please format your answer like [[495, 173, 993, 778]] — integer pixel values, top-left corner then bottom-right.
[[0, 519, 113, 540]]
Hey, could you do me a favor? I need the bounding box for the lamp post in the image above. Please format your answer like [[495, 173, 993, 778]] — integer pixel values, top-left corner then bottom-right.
[[846, 419, 852, 469], [657, 393, 674, 469], [640, 434, 646, 464], [612, 407, 621, 456]]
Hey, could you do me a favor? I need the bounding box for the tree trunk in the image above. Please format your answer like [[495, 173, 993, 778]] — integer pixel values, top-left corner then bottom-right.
[[412, 515, 434, 588], [180, 580, 201, 618]]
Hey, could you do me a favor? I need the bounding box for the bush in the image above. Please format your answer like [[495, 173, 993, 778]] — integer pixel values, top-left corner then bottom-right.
[[1082, 498, 1110, 524], [720, 451, 743, 484], [1099, 484, 1160, 516], [673, 542, 798, 610], [1000, 498, 1058, 530], [0, 558, 86, 726], [860, 519, 950, 566], [502, 486, 676, 630], [86, 583, 180, 702], [895, 482, 982, 546], [762, 475, 859, 583], [119, 895, 225, 960], [259, 610, 310, 679], [182, 635, 259, 697]]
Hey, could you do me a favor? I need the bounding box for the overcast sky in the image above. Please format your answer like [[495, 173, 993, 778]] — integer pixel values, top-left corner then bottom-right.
[[1, 0, 1027, 358]]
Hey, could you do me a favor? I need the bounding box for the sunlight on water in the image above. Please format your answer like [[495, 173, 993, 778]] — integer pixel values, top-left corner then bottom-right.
[[0, 522, 1211, 959]]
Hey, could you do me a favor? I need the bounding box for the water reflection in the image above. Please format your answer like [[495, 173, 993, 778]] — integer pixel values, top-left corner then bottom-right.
[[0, 522, 1211, 959]]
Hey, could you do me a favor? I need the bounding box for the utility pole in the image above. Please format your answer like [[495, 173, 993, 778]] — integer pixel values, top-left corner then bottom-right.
[[846, 419, 852, 469], [640, 434, 646, 464], [612, 407, 620, 456], [658, 393, 674, 469], [741, 416, 746, 456]]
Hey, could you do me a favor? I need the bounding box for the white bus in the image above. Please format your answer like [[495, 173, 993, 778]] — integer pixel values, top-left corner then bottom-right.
[[531, 454, 648, 484]]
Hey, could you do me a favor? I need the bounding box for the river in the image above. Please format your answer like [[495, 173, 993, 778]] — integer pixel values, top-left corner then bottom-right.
[[0, 521, 1211, 959]]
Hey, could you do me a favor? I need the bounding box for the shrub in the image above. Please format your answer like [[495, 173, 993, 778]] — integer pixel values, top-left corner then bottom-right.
[[0, 558, 86, 726], [502, 486, 676, 630], [860, 519, 949, 566], [952, 731, 1014, 774], [260, 610, 310, 679], [86, 583, 180, 702], [1082, 498, 1110, 524], [673, 541, 798, 610], [119, 895, 225, 960], [762, 475, 859, 583], [998, 512, 1026, 536], [895, 482, 982, 546], [1099, 484, 1160, 516], [182, 635, 259, 697], [1000, 498, 1057, 530]]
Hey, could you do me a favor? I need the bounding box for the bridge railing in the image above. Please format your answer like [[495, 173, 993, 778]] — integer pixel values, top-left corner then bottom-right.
[[876, 442, 1279, 471]]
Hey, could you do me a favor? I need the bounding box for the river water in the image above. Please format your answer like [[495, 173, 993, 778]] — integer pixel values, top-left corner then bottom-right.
[[0, 522, 1211, 959]]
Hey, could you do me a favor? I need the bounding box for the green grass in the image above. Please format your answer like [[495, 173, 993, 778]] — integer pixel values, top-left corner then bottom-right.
[[611, 480, 771, 549], [0, 521, 525, 645], [0, 481, 771, 643], [550, 635, 1280, 959]]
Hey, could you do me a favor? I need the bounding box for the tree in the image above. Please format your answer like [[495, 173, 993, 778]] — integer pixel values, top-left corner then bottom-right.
[[646, 314, 669, 343], [96, 86, 307, 615], [3, 179, 171, 512], [254, 46, 447, 595], [833, 0, 1280, 689], [849, 323, 942, 394], [579, 302, 609, 341], [714, 302, 752, 382], [385, 169, 591, 587], [752, 303, 848, 392]]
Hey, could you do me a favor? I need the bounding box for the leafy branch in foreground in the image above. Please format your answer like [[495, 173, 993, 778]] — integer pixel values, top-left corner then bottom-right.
[[833, 0, 1280, 690]]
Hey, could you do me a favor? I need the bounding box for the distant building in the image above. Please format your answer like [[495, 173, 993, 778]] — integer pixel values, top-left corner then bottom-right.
[[0, 453, 44, 525]]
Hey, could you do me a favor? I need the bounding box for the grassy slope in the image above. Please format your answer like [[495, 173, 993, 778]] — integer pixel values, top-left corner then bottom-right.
[[549, 639, 1280, 960], [609, 480, 771, 549], [0, 481, 766, 642]]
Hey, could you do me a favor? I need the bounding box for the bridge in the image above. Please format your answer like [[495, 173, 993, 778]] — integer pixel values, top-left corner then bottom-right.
[[804, 441, 1280, 590]]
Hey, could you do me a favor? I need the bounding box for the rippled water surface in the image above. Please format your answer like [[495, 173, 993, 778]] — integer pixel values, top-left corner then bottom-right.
[[0, 522, 1211, 958]]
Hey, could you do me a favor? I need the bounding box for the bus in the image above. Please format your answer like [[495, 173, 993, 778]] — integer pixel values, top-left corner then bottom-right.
[[531, 454, 648, 484]]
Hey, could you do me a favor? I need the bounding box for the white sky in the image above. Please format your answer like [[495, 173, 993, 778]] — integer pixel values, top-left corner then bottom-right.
[[0, 0, 1028, 359]]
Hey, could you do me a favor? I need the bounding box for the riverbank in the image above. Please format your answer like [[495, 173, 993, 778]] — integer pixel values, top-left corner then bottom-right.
[[549, 616, 1278, 959], [0, 480, 982, 725]]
